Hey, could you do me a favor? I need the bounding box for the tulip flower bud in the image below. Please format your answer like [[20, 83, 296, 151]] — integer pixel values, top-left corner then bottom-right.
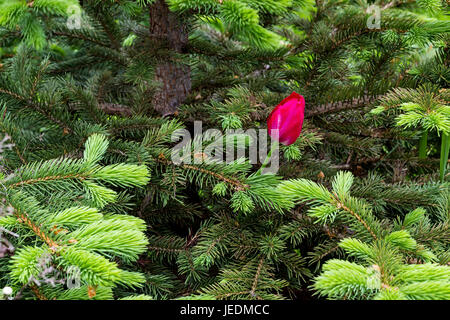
[[267, 92, 305, 146]]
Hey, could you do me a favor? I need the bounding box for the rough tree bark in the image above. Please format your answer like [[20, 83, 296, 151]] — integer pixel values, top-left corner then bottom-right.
[[149, 0, 191, 116]]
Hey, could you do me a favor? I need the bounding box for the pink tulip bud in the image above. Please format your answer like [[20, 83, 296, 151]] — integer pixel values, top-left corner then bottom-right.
[[267, 92, 305, 146]]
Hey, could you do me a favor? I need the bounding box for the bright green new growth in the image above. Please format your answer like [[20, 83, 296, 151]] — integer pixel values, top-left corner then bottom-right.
[[279, 171, 449, 300], [0, 0, 448, 302], [168, 0, 286, 49], [0, 134, 151, 300]]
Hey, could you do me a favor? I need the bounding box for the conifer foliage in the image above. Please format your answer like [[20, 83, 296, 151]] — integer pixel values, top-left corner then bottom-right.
[[0, 0, 449, 300]]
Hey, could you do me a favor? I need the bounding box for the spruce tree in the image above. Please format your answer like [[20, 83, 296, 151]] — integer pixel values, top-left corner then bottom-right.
[[0, 0, 448, 300]]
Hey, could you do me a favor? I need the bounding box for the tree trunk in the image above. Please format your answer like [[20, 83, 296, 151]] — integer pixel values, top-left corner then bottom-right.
[[149, 0, 191, 116]]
